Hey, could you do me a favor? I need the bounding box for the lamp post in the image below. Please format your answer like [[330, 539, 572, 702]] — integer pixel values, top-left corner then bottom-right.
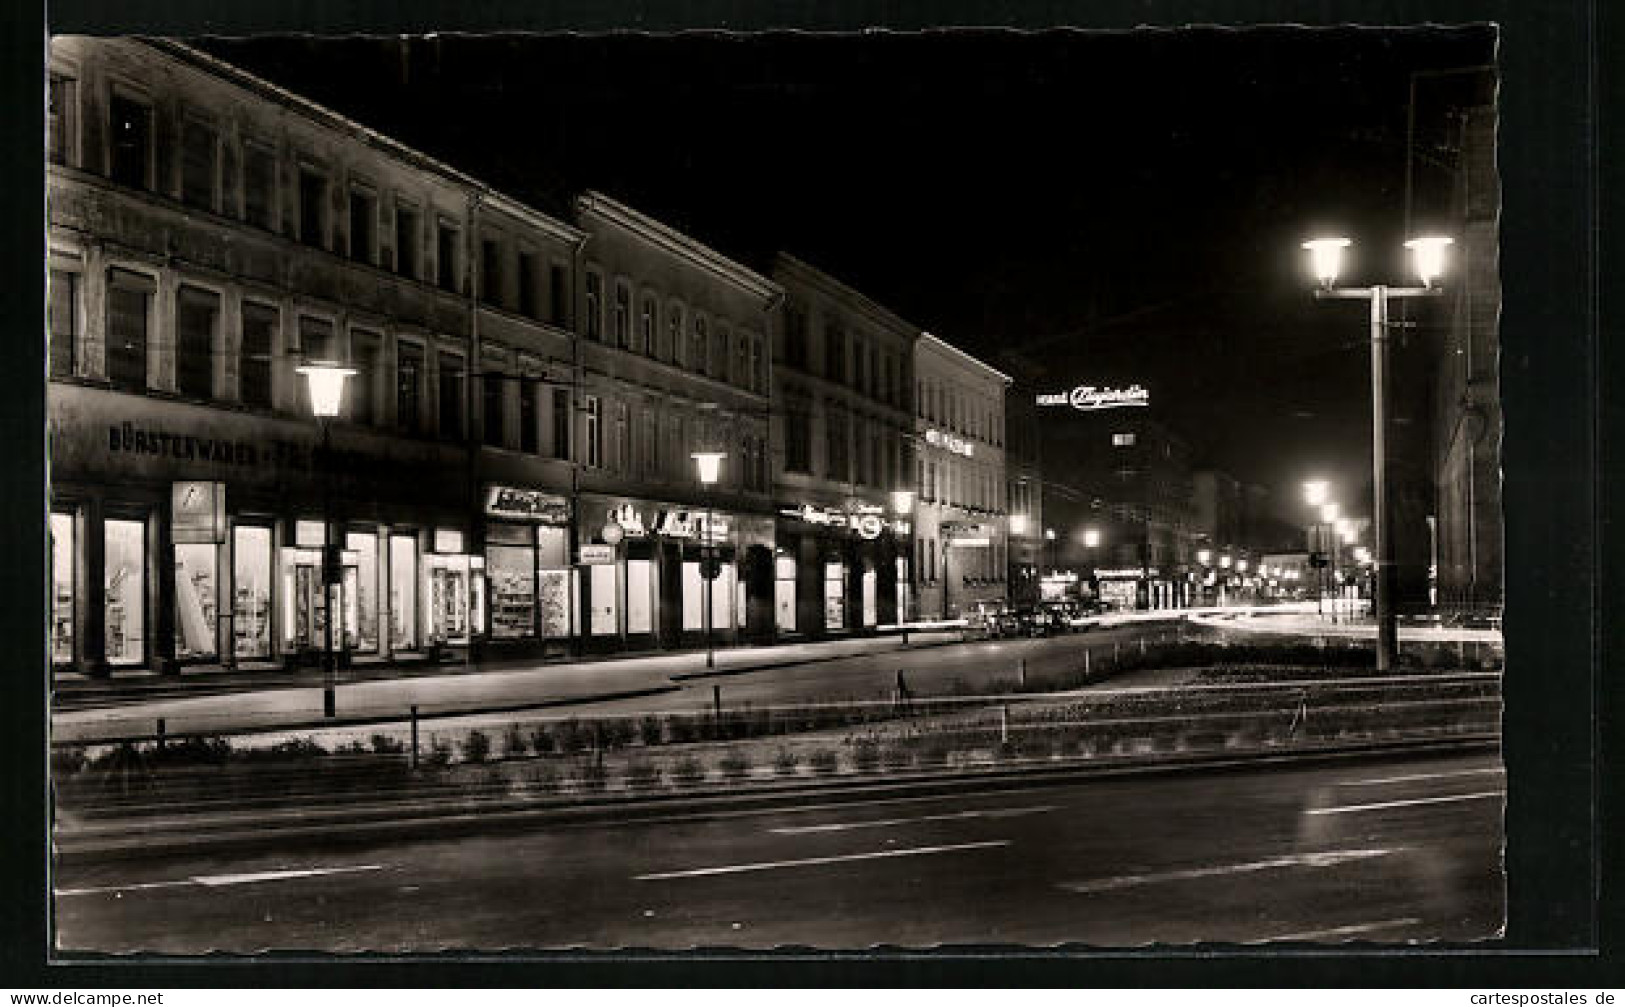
[[1304, 234, 1451, 671], [892, 489, 914, 643], [296, 360, 355, 719], [692, 451, 725, 669]]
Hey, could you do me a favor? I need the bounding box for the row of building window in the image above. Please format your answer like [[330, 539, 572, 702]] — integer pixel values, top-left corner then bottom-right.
[[781, 405, 907, 491], [49, 73, 573, 326], [920, 456, 1005, 513], [780, 306, 907, 409], [581, 268, 767, 394], [916, 376, 1002, 446]]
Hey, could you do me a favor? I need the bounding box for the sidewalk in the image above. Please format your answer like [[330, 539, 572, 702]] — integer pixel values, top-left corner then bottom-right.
[[51, 631, 966, 745], [1188, 608, 1505, 643]]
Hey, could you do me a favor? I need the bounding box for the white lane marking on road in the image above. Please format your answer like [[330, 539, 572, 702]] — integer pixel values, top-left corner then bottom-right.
[[1058, 847, 1400, 895], [55, 863, 386, 897], [768, 805, 1057, 834], [1256, 917, 1422, 942], [1306, 791, 1505, 816], [191, 864, 386, 886], [635, 840, 1010, 880], [1345, 767, 1504, 787]]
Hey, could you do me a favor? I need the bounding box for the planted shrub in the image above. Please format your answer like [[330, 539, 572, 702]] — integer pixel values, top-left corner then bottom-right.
[[529, 723, 556, 755], [426, 735, 454, 768], [601, 718, 635, 750], [573, 759, 608, 792], [50, 745, 88, 778], [672, 755, 706, 787], [718, 751, 751, 781], [524, 761, 561, 794], [462, 729, 492, 764], [808, 748, 839, 776], [153, 734, 233, 767], [916, 740, 950, 769], [555, 718, 587, 754], [370, 733, 405, 756], [638, 715, 664, 748], [772, 748, 800, 777], [501, 723, 529, 759], [882, 744, 915, 772], [851, 739, 881, 772], [624, 758, 662, 791]]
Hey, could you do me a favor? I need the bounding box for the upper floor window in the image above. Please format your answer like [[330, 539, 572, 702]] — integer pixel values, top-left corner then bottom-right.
[[480, 238, 502, 307], [640, 294, 657, 356], [397, 341, 424, 434], [785, 408, 811, 474], [784, 305, 808, 370], [299, 315, 336, 363], [48, 74, 76, 166], [667, 301, 685, 366], [583, 395, 602, 468], [242, 142, 276, 231], [436, 219, 461, 293], [438, 352, 465, 440], [853, 338, 867, 393], [47, 267, 78, 379], [519, 375, 538, 454], [180, 117, 217, 212], [348, 185, 377, 266], [711, 320, 729, 381], [517, 251, 539, 319], [824, 321, 845, 383], [1113, 432, 1136, 447], [351, 330, 381, 425], [394, 203, 420, 279], [175, 286, 218, 400], [105, 268, 153, 391], [298, 166, 328, 249], [583, 269, 603, 341], [691, 314, 708, 375], [108, 93, 152, 191], [734, 331, 749, 389], [482, 367, 505, 447], [548, 263, 568, 327], [612, 280, 632, 349], [240, 303, 276, 410]]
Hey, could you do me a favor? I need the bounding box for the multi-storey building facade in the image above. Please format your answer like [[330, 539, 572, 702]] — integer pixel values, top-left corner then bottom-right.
[[43, 38, 791, 681], [769, 254, 916, 635], [1040, 414, 1196, 610], [1004, 382, 1045, 606], [571, 192, 781, 649], [912, 334, 1010, 619]]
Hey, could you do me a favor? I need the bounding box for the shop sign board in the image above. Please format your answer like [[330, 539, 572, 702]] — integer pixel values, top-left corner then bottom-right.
[[579, 544, 615, 565], [1095, 567, 1160, 579], [924, 429, 974, 457], [600, 502, 729, 543], [778, 503, 899, 539], [1036, 384, 1151, 412], [171, 480, 226, 544], [485, 485, 571, 526]]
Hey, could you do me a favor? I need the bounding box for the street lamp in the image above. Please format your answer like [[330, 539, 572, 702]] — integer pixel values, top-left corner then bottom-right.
[[1303, 480, 1330, 508], [1305, 234, 1451, 671], [892, 490, 915, 641], [296, 359, 355, 719], [1044, 527, 1057, 574], [693, 451, 726, 669]]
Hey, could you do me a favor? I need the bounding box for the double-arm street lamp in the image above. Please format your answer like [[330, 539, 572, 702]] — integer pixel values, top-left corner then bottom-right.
[[297, 359, 356, 719], [1302, 234, 1452, 671]]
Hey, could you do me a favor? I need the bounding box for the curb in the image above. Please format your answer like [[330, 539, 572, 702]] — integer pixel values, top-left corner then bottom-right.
[[54, 735, 1499, 863], [667, 634, 965, 682]]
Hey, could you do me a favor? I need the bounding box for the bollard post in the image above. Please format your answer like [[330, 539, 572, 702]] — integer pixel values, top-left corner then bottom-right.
[[1018, 658, 1027, 689], [1114, 642, 1121, 666], [1084, 648, 1091, 678], [1140, 636, 1147, 657], [409, 705, 420, 770], [713, 684, 723, 738], [1000, 704, 1010, 745], [155, 717, 166, 754]]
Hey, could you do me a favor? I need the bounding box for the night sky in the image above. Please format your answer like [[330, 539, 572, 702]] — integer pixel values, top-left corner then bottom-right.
[[198, 26, 1496, 514]]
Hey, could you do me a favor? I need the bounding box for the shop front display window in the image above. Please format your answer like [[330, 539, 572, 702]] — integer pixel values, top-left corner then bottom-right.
[[589, 562, 618, 636], [487, 543, 536, 640], [103, 518, 145, 666], [345, 532, 379, 652], [774, 553, 796, 633], [233, 525, 272, 660], [281, 546, 324, 651], [824, 561, 845, 631], [425, 553, 471, 645], [626, 558, 653, 635], [862, 567, 879, 628], [173, 542, 218, 660], [389, 534, 418, 650], [682, 560, 703, 631], [713, 562, 736, 632], [50, 512, 74, 664], [536, 526, 570, 639]]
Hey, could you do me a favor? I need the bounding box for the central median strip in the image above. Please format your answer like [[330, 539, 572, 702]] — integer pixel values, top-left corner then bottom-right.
[[56, 862, 387, 897], [633, 839, 1011, 880], [1058, 847, 1401, 895]]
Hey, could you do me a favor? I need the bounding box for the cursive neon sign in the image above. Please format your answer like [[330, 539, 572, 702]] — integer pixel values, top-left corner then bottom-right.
[[1036, 384, 1151, 412]]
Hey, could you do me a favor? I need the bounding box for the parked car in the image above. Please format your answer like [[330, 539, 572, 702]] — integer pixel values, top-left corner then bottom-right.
[[965, 601, 1012, 638]]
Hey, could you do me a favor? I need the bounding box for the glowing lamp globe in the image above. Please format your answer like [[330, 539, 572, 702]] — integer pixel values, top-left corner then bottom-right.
[[1196, 549, 1212, 564], [1008, 513, 1027, 535], [892, 490, 915, 516], [1303, 480, 1329, 506], [1320, 503, 1340, 524], [1404, 235, 1454, 288], [296, 361, 357, 418], [1083, 528, 1101, 548], [1301, 238, 1351, 287], [692, 451, 726, 486]]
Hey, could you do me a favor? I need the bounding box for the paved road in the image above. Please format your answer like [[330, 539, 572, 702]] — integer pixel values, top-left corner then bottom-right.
[[54, 622, 1196, 744], [53, 749, 1504, 951]]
